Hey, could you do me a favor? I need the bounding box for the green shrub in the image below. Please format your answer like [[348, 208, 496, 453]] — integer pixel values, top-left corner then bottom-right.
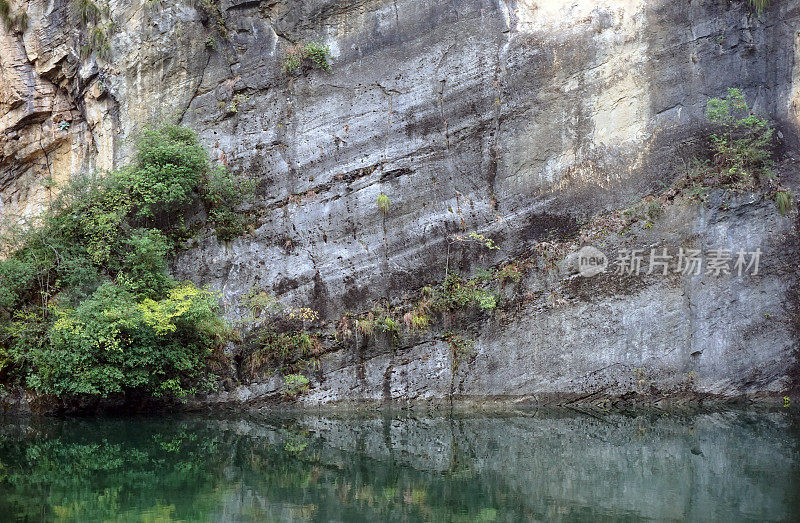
[[646, 201, 662, 221], [464, 232, 499, 250], [250, 330, 318, 372], [127, 125, 209, 223], [431, 273, 497, 312], [35, 282, 226, 397], [403, 306, 431, 331], [704, 88, 774, 186], [496, 264, 522, 284], [444, 332, 476, 371], [283, 374, 310, 396], [242, 288, 282, 320], [378, 316, 400, 336], [120, 229, 171, 299], [0, 125, 234, 401], [356, 318, 375, 336], [282, 42, 332, 74]]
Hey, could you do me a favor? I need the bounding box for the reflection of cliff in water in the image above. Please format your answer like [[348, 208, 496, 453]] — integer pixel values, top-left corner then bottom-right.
[[1, 410, 798, 521]]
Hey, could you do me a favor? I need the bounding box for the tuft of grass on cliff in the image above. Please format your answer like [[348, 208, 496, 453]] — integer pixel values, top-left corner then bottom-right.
[[0, 125, 251, 401]]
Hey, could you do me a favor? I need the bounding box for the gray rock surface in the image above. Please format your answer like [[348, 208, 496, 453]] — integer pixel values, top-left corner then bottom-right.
[[1, 0, 799, 407]]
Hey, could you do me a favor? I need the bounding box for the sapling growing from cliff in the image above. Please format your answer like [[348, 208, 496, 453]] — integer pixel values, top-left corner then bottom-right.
[[377, 193, 390, 214], [203, 166, 256, 241]]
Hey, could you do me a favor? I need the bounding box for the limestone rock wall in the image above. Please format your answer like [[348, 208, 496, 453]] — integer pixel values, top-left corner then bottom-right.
[[2, 0, 800, 405]]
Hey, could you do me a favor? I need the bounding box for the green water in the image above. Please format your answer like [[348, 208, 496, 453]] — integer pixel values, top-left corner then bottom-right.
[[0, 410, 798, 521]]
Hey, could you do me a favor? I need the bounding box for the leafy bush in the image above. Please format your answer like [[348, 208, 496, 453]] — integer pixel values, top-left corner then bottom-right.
[[704, 88, 774, 187], [378, 316, 400, 336], [356, 317, 375, 336], [444, 332, 476, 371], [35, 282, 225, 397], [250, 330, 318, 373], [457, 232, 499, 250], [283, 374, 310, 396], [676, 89, 790, 215], [127, 125, 209, 224], [431, 273, 497, 312], [0, 125, 235, 401], [282, 42, 332, 74], [496, 264, 522, 284], [403, 303, 431, 331]]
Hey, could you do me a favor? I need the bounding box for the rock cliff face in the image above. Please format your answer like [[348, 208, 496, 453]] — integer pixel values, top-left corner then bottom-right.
[[2, 0, 800, 407]]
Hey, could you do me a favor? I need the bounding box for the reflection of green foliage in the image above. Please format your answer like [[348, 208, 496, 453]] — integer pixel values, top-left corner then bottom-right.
[[283, 431, 310, 455], [0, 415, 626, 522], [0, 419, 228, 521]]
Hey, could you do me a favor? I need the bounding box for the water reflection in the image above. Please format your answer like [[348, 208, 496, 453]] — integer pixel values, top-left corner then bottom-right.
[[0, 409, 798, 521]]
